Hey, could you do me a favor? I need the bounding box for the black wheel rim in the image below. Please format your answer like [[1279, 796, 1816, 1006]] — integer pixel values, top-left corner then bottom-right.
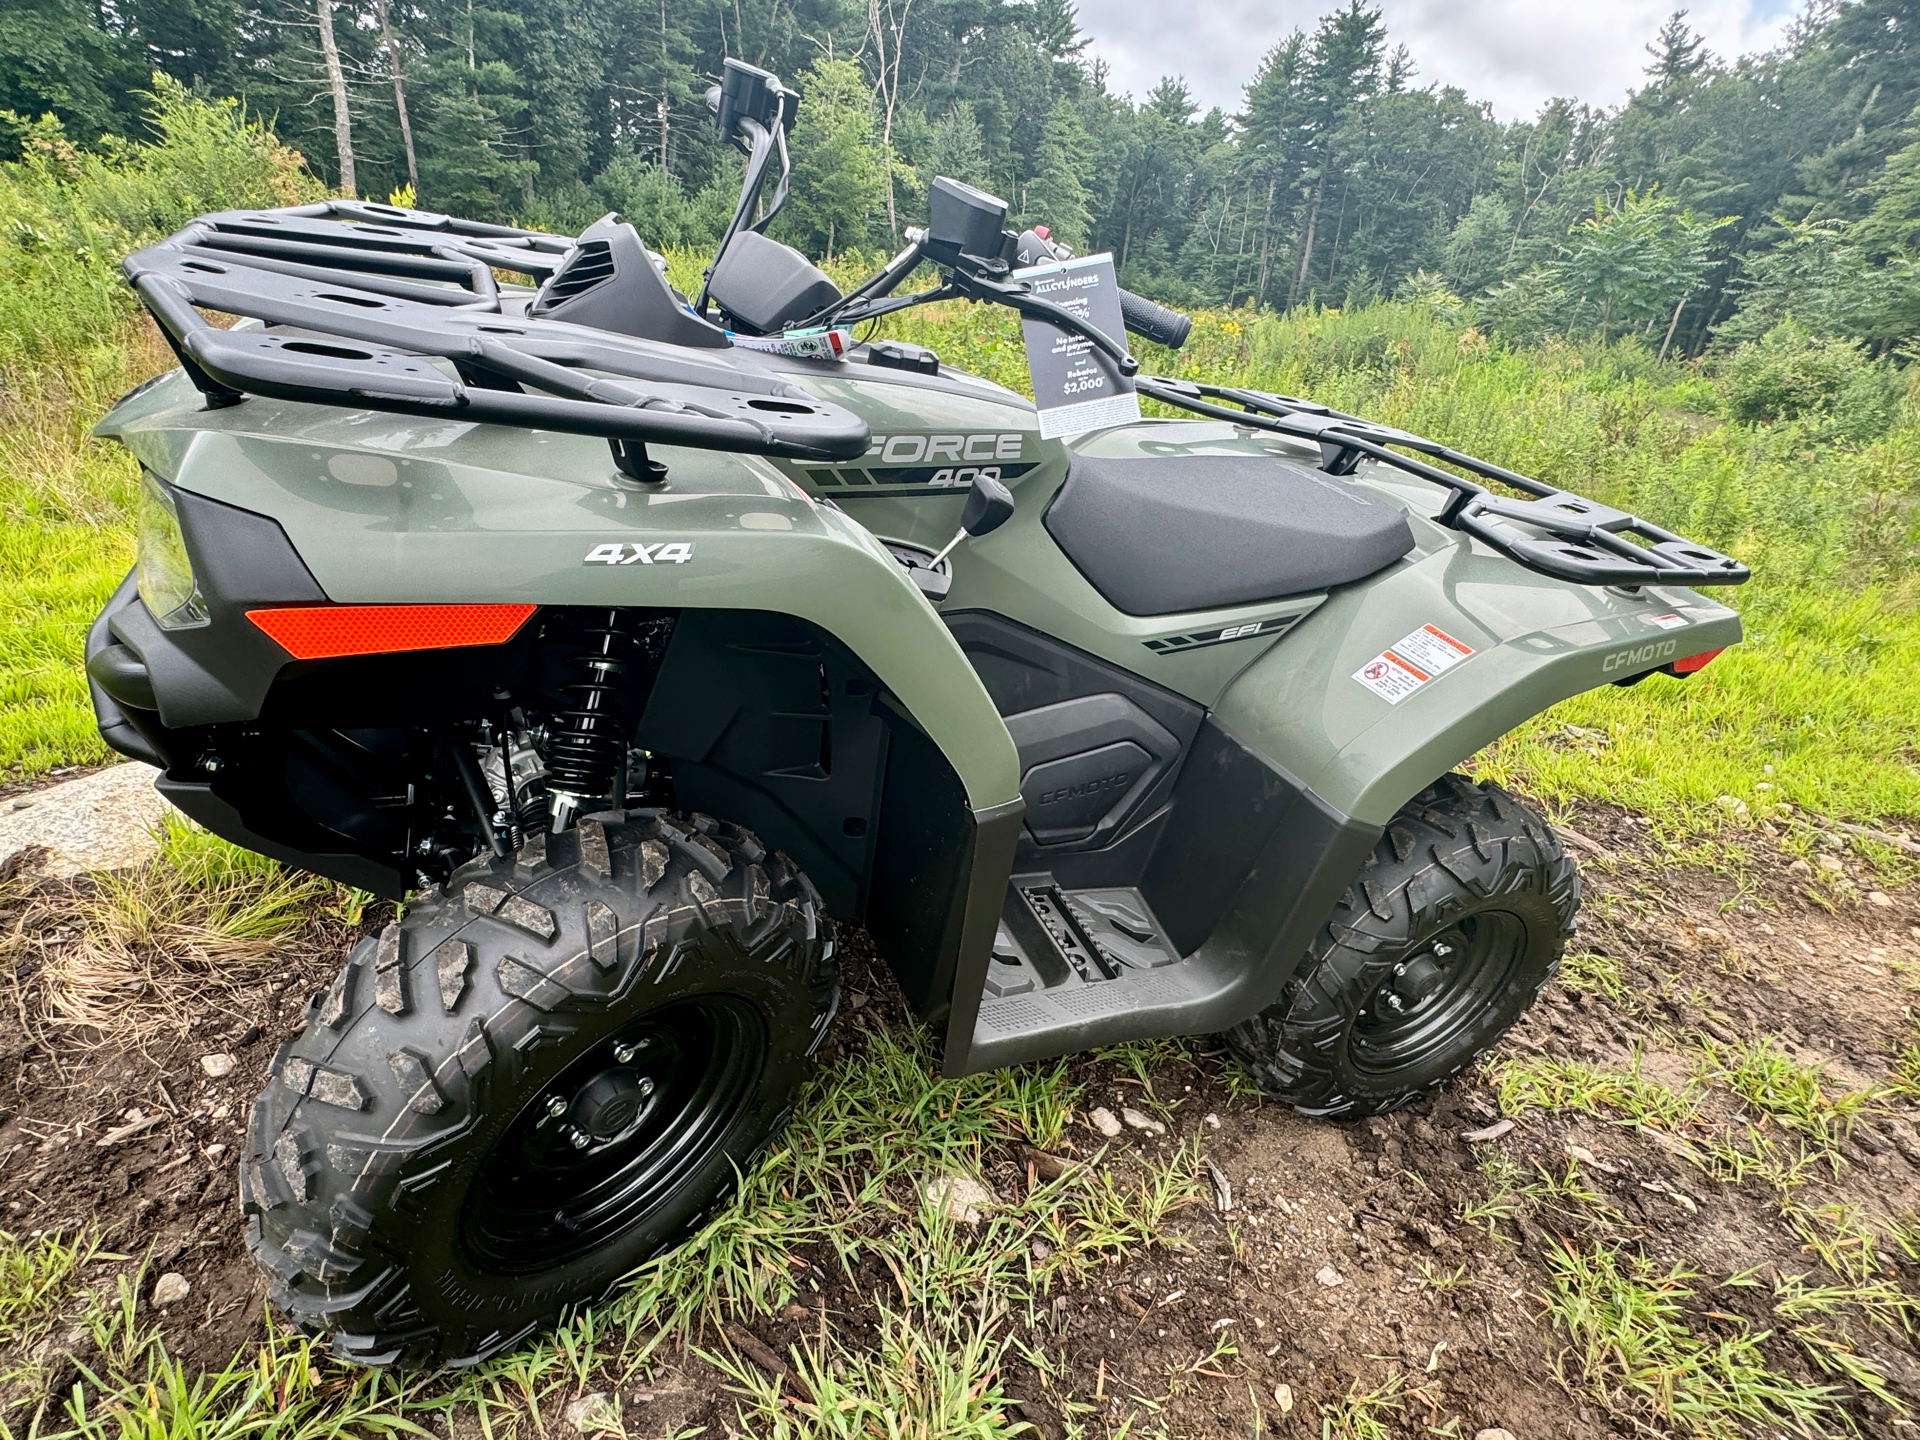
[[1348, 912, 1528, 1076], [462, 995, 765, 1275]]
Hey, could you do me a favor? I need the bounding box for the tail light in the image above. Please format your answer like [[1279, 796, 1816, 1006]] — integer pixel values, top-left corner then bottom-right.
[[1669, 648, 1724, 675]]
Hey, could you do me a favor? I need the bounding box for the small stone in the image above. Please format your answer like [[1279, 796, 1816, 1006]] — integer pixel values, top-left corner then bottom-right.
[[1475, 1430, 1517, 1440], [924, 1174, 995, 1224], [1460, 1119, 1515, 1143], [1819, 854, 1846, 874], [1564, 1141, 1616, 1173], [1868, 891, 1894, 908], [1273, 1383, 1294, 1414], [151, 1272, 190, 1307], [849, 991, 869, 1010], [1031, 1239, 1053, 1259], [1788, 858, 1813, 876], [1090, 1106, 1124, 1138], [210, 1104, 231, 1122], [1204, 1112, 1221, 1129], [1713, 795, 1751, 822], [204, 1143, 227, 1161], [1121, 1106, 1167, 1136], [199, 1053, 236, 1079], [563, 1392, 617, 1435], [1314, 1265, 1343, 1287]]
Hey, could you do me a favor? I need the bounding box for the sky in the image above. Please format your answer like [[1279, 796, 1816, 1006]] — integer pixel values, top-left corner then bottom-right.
[[1068, 0, 1803, 121]]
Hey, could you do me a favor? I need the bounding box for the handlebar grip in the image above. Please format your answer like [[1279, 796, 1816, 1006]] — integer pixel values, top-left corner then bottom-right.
[[1118, 288, 1192, 350]]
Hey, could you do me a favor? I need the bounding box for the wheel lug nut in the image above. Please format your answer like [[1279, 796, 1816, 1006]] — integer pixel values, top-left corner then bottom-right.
[[614, 1040, 644, 1063], [637, 1076, 655, 1098], [545, 1095, 567, 1118], [568, 1127, 590, 1149]]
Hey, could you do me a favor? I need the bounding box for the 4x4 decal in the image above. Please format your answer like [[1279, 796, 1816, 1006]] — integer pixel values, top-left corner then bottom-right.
[[583, 542, 694, 565]]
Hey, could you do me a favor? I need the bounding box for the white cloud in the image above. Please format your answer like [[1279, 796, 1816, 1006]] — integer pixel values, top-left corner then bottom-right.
[[1069, 0, 1799, 121]]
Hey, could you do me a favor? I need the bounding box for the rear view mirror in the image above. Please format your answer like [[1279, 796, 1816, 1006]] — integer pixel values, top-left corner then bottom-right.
[[960, 474, 1015, 537]]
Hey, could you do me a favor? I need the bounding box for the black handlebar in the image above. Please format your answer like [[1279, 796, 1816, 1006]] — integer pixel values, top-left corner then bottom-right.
[[1118, 289, 1192, 350]]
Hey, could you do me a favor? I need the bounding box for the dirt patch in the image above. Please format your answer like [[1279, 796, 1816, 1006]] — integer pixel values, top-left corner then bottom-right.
[[0, 866, 361, 1386], [3, 803, 1918, 1435]]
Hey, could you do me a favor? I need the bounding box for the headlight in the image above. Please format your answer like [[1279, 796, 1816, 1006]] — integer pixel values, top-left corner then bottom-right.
[[136, 473, 209, 630]]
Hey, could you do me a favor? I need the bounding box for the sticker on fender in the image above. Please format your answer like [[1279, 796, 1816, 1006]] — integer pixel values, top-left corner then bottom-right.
[[1352, 623, 1474, 703]]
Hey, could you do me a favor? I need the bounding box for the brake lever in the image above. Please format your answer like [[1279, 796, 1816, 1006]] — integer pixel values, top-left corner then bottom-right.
[[950, 268, 1139, 376]]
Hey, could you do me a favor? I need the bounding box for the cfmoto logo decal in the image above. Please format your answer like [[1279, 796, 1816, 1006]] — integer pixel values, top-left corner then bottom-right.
[[583, 542, 694, 565], [1602, 638, 1678, 672], [1037, 771, 1130, 805]]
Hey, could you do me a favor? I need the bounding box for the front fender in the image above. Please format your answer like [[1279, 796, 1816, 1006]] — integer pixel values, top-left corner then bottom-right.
[[104, 381, 1024, 1042], [110, 381, 1023, 813]]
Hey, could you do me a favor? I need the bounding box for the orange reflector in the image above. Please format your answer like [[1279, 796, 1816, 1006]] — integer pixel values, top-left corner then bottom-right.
[[1670, 647, 1724, 675], [248, 603, 536, 660]]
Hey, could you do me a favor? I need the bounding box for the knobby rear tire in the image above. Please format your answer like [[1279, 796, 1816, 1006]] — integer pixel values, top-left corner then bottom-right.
[[240, 809, 836, 1369], [1225, 774, 1577, 1119]]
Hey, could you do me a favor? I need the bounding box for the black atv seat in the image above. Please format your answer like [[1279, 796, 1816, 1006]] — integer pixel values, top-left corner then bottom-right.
[[1043, 454, 1417, 616]]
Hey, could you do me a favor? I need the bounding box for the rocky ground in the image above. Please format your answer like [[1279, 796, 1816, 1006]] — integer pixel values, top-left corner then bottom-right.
[[1, 769, 1917, 1437]]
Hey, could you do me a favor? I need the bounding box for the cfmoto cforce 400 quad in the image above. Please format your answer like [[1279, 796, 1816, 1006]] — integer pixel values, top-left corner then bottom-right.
[[85, 58, 1747, 1366]]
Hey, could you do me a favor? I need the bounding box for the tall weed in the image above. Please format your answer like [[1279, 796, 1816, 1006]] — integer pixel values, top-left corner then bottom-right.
[[0, 82, 318, 777]]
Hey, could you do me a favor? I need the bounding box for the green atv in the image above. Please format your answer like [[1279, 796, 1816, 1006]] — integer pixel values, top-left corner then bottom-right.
[[83, 58, 1747, 1367]]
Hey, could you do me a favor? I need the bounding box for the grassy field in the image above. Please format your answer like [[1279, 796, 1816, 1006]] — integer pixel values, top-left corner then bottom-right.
[[2, 93, 1919, 1440]]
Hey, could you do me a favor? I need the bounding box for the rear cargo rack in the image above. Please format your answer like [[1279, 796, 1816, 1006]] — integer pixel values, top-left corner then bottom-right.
[[1136, 377, 1749, 589], [121, 201, 870, 474]]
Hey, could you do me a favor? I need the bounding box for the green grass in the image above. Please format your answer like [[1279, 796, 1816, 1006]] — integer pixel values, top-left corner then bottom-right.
[[1492, 1051, 1703, 1132], [713, 1300, 1028, 1439], [1542, 1243, 1841, 1438], [1695, 1038, 1879, 1153]]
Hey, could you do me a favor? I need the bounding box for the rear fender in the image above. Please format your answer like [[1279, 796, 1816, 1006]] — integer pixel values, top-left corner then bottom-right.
[[1214, 483, 1742, 828]]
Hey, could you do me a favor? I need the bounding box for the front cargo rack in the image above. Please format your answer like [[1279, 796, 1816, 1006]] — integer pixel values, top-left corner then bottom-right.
[[1136, 377, 1749, 590], [120, 201, 871, 478]]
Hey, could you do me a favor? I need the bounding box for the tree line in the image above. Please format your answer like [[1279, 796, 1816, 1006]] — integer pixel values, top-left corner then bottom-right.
[[3, 0, 1916, 355]]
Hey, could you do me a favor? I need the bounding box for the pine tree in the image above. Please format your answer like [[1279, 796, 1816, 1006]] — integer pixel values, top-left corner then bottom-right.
[[1024, 96, 1091, 245], [925, 101, 986, 188], [0, 0, 144, 148], [1644, 11, 1708, 85], [783, 55, 885, 258]]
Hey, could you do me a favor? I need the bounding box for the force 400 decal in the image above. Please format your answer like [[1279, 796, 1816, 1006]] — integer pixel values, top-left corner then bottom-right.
[[583, 542, 694, 565]]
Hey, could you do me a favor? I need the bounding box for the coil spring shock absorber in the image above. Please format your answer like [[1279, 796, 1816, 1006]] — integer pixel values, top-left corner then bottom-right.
[[544, 609, 653, 832]]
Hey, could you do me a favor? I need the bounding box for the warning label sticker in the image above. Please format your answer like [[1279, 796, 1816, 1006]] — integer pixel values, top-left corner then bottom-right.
[[1646, 612, 1688, 631], [1352, 623, 1475, 704]]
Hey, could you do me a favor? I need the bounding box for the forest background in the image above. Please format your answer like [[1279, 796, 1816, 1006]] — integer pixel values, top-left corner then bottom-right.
[[3, 0, 1919, 363]]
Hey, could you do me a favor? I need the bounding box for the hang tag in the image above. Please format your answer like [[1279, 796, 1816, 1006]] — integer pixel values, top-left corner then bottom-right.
[[1013, 252, 1140, 439]]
